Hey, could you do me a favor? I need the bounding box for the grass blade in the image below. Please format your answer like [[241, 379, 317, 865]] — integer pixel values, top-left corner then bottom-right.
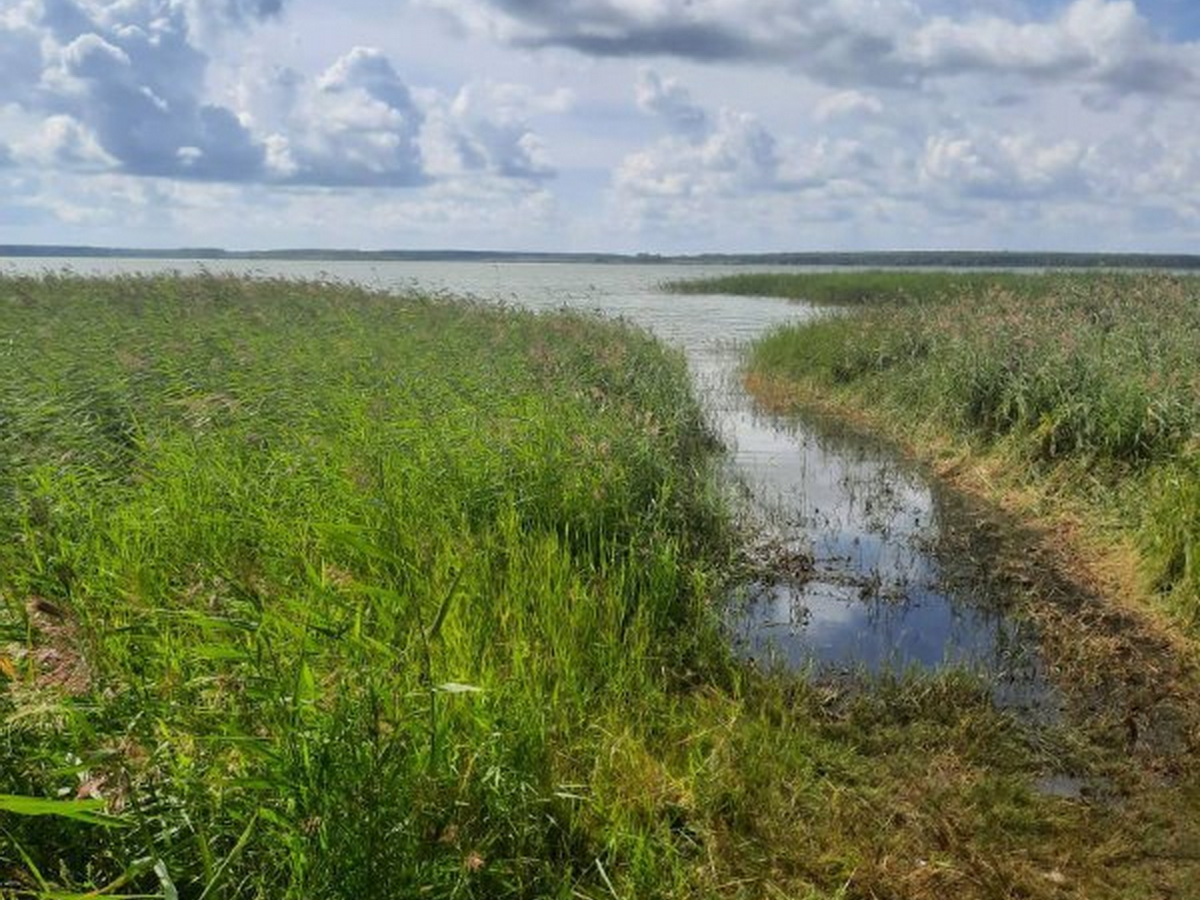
[[0, 794, 126, 828]]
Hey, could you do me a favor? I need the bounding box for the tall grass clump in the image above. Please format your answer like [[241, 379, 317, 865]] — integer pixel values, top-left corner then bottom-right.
[[0, 274, 736, 898], [734, 272, 1200, 626], [1143, 454, 1200, 627]]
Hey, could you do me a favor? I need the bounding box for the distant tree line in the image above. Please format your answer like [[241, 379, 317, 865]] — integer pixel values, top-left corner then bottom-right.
[[3, 245, 1199, 269]]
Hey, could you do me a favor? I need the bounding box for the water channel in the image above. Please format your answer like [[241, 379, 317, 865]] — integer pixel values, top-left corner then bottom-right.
[[3, 258, 1047, 702]]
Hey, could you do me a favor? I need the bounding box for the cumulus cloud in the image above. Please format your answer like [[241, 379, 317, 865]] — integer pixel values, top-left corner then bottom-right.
[[635, 68, 708, 138], [241, 52, 569, 188], [617, 109, 783, 201], [15, 114, 116, 171], [5, 0, 1198, 251], [425, 0, 1200, 96], [618, 69, 904, 214], [920, 130, 1088, 200], [1084, 128, 1200, 211], [906, 0, 1194, 95], [616, 71, 791, 212], [263, 46, 427, 186], [611, 65, 1164, 244], [0, 1, 564, 191], [25, 1, 266, 180], [231, 54, 569, 188], [436, 81, 566, 179]]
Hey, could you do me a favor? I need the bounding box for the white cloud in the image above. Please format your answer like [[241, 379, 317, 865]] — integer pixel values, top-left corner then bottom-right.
[[445, 80, 566, 178], [421, 0, 914, 85], [906, 0, 1194, 94], [426, 0, 1200, 97], [813, 89, 884, 122], [271, 46, 427, 186], [14, 114, 116, 170], [608, 63, 1200, 251], [617, 104, 783, 202], [4, 0, 1200, 252], [920, 131, 1087, 199], [0, 3, 568, 191], [29, 0, 266, 180], [635, 68, 708, 138]]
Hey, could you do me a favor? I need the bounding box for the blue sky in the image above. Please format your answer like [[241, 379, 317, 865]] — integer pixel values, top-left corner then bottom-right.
[[2, 0, 1200, 252]]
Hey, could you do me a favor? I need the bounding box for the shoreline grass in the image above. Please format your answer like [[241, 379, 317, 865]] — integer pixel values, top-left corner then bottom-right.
[[719, 272, 1200, 628], [676, 268, 1200, 895], [3, 274, 1198, 898], [662, 270, 1059, 306], [0, 274, 739, 897]]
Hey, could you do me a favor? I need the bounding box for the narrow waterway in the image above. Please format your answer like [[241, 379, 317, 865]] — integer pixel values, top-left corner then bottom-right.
[[685, 306, 1046, 704], [4, 258, 1048, 701]]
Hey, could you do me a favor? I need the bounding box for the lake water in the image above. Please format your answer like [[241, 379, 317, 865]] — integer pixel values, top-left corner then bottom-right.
[[2, 257, 1046, 698]]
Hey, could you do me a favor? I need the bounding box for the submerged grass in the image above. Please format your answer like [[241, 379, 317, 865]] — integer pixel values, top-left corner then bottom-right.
[[676, 269, 1200, 894], [1, 274, 1197, 899]]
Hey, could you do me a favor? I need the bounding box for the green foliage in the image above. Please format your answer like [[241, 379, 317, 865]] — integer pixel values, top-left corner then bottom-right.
[[2, 274, 1190, 899], [1143, 453, 1200, 627], [0, 274, 734, 898], [663, 270, 1049, 305], [738, 272, 1200, 624]]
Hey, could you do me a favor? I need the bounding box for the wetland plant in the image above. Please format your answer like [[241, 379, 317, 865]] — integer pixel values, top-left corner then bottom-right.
[[2, 273, 1197, 899], [709, 271, 1200, 627]]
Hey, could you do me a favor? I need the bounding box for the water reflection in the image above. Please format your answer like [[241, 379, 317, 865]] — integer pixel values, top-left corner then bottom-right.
[[713, 360, 1048, 703]]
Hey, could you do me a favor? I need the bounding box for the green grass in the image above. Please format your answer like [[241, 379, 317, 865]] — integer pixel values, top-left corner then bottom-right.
[[694, 271, 1200, 627], [0, 274, 737, 898], [2, 274, 1197, 899], [662, 270, 1051, 305]]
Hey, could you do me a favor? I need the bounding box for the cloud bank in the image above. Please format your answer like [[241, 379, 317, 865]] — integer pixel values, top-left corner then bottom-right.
[[2, 0, 1200, 251], [426, 0, 1199, 96], [0, 0, 562, 188]]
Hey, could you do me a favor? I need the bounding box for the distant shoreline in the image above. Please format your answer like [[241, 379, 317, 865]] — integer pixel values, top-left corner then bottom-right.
[[4, 245, 1200, 269]]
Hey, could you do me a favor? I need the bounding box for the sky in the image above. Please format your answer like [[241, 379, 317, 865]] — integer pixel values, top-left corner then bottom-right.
[[2, 0, 1200, 253]]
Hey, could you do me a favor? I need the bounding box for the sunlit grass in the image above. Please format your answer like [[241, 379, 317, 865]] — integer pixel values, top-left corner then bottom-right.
[[2, 274, 1196, 899], [0, 274, 737, 897], [662, 270, 1051, 305]]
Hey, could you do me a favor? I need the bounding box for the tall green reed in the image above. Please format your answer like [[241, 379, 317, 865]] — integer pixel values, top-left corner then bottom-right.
[[740, 272, 1200, 624], [0, 274, 732, 898]]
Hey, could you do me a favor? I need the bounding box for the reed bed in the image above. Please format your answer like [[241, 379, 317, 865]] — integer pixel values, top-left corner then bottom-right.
[[663, 270, 1047, 305], [0, 274, 736, 897], [715, 271, 1200, 626], [2, 274, 1194, 899]]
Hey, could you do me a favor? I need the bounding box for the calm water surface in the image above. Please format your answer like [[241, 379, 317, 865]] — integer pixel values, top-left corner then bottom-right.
[[4, 258, 1045, 696]]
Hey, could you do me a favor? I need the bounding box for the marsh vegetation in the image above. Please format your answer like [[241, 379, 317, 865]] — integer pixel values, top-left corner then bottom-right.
[[673, 268, 1200, 896], [2, 273, 1198, 898], [674, 271, 1200, 627]]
